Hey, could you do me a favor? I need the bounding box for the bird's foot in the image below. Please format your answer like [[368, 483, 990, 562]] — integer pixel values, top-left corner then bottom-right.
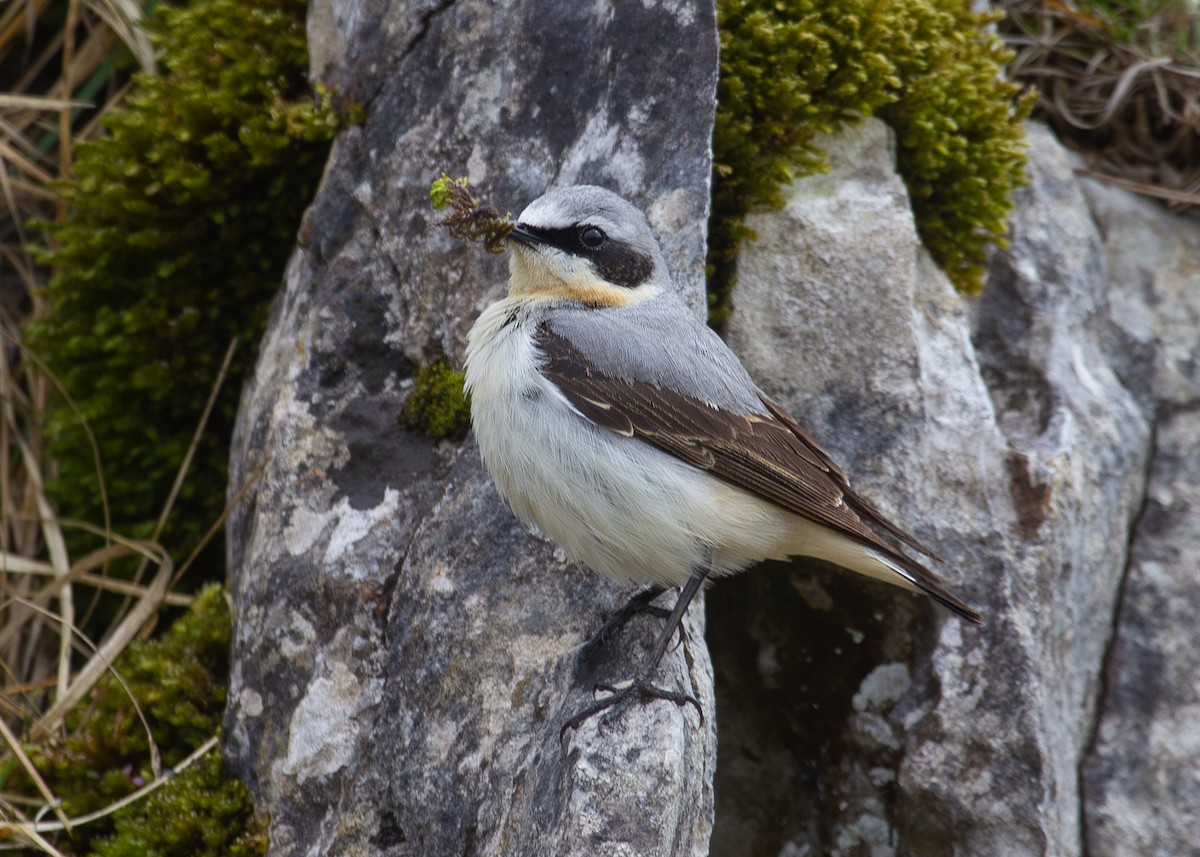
[[559, 676, 702, 740], [578, 587, 671, 664]]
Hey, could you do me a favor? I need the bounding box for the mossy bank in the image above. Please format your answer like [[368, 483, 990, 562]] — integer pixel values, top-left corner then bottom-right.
[[711, 0, 1032, 323], [27, 0, 344, 560]]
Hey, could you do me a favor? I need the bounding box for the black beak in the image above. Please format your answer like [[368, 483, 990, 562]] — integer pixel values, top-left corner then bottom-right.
[[509, 224, 548, 248]]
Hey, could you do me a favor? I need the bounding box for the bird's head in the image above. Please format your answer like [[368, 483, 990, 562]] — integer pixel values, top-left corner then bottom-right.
[[506, 185, 669, 307]]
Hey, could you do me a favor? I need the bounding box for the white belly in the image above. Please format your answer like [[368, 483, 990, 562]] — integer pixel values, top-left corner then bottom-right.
[[464, 298, 810, 588]]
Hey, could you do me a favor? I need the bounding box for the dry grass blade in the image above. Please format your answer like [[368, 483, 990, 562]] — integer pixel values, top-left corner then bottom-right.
[[3, 591, 164, 780], [139, 338, 236, 566], [72, 573, 192, 606], [0, 348, 75, 703], [1077, 167, 1200, 203], [38, 491, 70, 702], [0, 0, 154, 267], [1002, 0, 1200, 213], [0, 553, 54, 575], [0, 820, 67, 857], [0, 0, 55, 49], [0, 542, 159, 656], [0, 714, 70, 833], [11, 422, 69, 697], [1, 328, 114, 548], [31, 547, 173, 740], [0, 95, 91, 111], [171, 458, 265, 589], [0, 141, 55, 187], [0, 4, 239, 852], [83, 0, 155, 73], [0, 734, 217, 842]]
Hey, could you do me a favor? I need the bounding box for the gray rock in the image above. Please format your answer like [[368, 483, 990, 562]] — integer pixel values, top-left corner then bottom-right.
[[225, 1, 719, 855], [230, 4, 1200, 848], [1084, 173, 1200, 412], [721, 119, 1154, 856], [1081, 408, 1200, 857], [1079, 177, 1200, 857]]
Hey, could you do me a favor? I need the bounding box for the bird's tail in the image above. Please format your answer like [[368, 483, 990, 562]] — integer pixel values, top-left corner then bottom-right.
[[804, 530, 984, 625], [872, 550, 983, 625]]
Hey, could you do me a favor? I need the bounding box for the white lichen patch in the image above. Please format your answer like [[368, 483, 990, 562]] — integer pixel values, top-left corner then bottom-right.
[[426, 561, 456, 595], [282, 660, 362, 785], [284, 504, 330, 556], [459, 68, 504, 137], [239, 687, 264, 717], [853, 663, 911, 712], [323, 488, 401, 570], [756, 642, 781, 686], [647, 186, 692, 233], [868, 766, 895, 788], [853, 711, 901, 751], [280, 611, 317, 660], [833, 812, 895, 857], [559, 112, 646, 196], [644, 0, 696, 27], [425, 717, 460, 762]]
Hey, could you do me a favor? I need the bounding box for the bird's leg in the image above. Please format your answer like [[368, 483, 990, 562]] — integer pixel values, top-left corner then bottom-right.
[[561, 563, 710, 739], [577, 584, 671, 664]]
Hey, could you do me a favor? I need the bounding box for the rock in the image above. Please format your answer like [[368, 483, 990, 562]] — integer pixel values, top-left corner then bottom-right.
[[721, 119, 1156, 856], [224, 1, 719, 855], [230, 4, 1200, 848], [1079, 175, 1200, 856], [1081, 408, 1200, 857]]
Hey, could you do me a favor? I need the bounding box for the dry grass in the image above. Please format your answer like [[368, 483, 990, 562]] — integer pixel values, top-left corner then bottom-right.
[[1003, 0, 1200, 211], [0, 4, 247, 850], [0, 0, 154, 259], [0, 325, 243, 851]]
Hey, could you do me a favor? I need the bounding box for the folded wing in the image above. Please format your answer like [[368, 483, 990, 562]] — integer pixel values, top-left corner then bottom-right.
[[535, 326, 982, 624]]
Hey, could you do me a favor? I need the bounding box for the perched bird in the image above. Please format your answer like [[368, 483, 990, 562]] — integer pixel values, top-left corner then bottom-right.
[[463, 185, 981, 730]]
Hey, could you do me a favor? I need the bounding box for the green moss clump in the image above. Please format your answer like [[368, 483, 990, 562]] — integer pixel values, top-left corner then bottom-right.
[[713, 1, 903, 246], [712, 0, 1031, 317], [429, 173, 514, 253], [400, 359, 471, 441], [26, 0, 343, 556], [877, 3, 1035, 293], [14, 585, 264, 855], [91, 750, 269, 857]]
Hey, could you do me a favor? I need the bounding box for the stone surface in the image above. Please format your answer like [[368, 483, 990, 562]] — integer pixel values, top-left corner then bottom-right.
[[224, 1, 719, 855], [1079, 175, 1200, 857], [1081, 409, 1200, 857], [229, 6, 1200, 848], [719, 119, 1170, 856]]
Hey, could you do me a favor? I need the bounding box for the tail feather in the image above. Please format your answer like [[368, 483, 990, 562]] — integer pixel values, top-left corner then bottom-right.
[[877, 551, 984, 625], [794, 522, 984, 625]]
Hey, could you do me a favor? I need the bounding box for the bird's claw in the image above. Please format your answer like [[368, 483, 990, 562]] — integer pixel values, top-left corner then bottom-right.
[[578, 588, 671, 663], [559, 676, 703, 741]]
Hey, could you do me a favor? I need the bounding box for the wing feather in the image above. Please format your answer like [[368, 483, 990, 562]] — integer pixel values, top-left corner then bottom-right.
[[535, 326, 982, 624]]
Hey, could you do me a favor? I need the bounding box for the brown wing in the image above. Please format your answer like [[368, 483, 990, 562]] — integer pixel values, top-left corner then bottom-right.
[[536, 327, 982, 624]]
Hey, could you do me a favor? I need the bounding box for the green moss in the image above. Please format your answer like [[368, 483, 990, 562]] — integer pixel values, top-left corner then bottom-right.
[[711, 0, 1030, 317], [401, 359, 471, 441], [877, 3, 1035, 293], [13, 585, 263, 855], [429, 174, 460, 209], [91, 750, 268, 857], [26, 0, 343, 557], [430, 173, 514, 253]]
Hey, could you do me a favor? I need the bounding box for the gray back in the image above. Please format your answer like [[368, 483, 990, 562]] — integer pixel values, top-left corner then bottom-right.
[[541, 291, 767, 415]]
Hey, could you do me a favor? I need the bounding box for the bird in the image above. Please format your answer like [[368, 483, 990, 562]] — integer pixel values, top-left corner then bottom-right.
[[462, 184, 982, 733]]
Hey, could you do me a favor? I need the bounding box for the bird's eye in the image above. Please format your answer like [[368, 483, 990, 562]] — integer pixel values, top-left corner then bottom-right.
[[579, 226, 606, 249]]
